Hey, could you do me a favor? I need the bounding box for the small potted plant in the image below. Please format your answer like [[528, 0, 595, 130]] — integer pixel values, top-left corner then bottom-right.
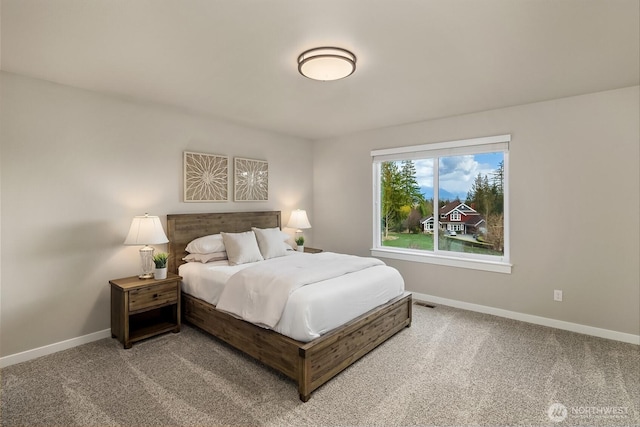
[[295, 236, 305, 252], [153, 252, 169, 279]]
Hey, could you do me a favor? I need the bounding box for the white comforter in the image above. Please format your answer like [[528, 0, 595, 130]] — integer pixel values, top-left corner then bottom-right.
[[216, 252, 384, 328]]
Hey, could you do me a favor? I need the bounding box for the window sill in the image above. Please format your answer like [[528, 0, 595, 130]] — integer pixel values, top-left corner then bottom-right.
[[371, 248, 512, 274]]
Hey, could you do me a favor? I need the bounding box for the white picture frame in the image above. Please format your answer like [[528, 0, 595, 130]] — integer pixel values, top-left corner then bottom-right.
[[183, 151, 229, 202], [234, 157, 268, 201]]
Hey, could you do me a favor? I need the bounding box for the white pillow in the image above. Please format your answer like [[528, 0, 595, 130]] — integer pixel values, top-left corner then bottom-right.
[[252, 227, 288, 259], [185, 234, 225, 254], [182, 252, 228, 263], [221, 231, 264, 265]]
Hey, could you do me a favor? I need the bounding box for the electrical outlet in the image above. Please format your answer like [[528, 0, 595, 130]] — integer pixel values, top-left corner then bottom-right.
[[554, 290, 563, 301]]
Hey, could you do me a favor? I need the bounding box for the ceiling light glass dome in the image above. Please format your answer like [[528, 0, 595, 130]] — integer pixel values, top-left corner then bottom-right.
[[298, 47, 357, 81]]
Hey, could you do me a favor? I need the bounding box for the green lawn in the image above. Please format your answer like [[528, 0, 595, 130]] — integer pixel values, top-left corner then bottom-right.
[[382, 232, 434, 250], [382, 232, 502, 256]]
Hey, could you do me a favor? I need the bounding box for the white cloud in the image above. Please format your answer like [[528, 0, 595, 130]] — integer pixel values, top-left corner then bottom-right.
[[414, 159, 434, 187], [439, 155, 480, 193], [412, 155, 496, 194]]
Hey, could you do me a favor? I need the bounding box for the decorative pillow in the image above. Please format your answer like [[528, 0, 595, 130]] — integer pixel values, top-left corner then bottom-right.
[[252, 227, 288, 259], [185, 234, 225, 254], [182, 252, 228, 263], [221, 231, 264, 265]]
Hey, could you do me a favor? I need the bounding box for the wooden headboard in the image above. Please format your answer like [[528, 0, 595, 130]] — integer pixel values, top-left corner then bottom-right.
[[166, 211, 281, 275]]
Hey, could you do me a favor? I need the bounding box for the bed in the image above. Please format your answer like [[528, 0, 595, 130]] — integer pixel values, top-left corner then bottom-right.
[[167, 211, 412, 401]]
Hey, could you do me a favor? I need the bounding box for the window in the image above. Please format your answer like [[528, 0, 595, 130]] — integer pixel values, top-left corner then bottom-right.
[[371, 134, 511, 273]]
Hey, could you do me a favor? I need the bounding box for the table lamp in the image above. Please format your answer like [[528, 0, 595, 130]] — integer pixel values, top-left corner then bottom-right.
[[124, 213, 169, 279], [286, 209, 312, 245]]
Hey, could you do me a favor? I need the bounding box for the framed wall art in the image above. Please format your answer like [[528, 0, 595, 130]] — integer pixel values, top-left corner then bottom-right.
[[183, 151, 229, 202], [234, 157, 268, 201]]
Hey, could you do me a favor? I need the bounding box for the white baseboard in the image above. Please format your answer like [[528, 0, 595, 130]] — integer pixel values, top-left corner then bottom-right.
[[412, 292, 640, 345], [2, 294, 638, 368], [0, 328, 112, 368]]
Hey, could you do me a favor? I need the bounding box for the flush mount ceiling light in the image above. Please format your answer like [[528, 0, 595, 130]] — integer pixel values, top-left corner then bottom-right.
[[297, 47, 357, 81]]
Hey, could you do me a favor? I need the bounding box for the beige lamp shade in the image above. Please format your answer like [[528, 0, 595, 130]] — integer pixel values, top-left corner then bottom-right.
[[286, 209, 312, 232], [124, 214, 169, 245]]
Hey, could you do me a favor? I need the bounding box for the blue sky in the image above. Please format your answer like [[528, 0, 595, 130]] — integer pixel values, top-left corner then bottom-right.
[[413, 152, 503, 198]]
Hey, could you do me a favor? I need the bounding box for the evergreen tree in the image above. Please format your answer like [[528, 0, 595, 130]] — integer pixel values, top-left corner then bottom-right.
[[492, 161, 504, 195], [381, 160, 425, 237], [421, 198, 433, 218], [399, 160, 424, 206], [466, 173, 486, 211], [465, 162, 505, 249], [466, 168, 504, 217], [490, 160, 504, 214], [380, 162, 403, 238]]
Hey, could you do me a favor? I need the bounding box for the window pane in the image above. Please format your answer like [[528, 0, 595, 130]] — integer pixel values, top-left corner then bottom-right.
[[380, 159, 434, 251], [372, 134, 510, 270], [437, 153, 505, 256]]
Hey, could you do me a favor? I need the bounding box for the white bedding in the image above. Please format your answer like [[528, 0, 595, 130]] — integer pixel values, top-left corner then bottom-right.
[[217, 252, 386, 328], [179, 252, 405, 342]]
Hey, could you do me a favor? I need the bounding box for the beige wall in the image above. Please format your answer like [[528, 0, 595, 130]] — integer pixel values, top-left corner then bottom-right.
[[313, 86, 640, 336], [1, 71, 637, 359], [0, 72, 314, 357]]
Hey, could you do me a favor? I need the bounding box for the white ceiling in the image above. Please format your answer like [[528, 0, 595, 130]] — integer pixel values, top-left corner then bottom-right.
[[1, 0, 638, 140]]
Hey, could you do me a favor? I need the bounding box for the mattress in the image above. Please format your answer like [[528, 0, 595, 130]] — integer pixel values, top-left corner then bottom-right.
[[178, 252, 405, 342]]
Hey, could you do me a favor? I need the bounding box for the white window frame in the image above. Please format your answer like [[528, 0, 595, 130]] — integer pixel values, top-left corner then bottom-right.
[[371, 134, 511, 274], [450, 212, 461, 221]]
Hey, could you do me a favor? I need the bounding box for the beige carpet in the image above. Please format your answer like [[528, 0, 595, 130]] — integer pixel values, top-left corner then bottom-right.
[[2, 304, 638, 426]]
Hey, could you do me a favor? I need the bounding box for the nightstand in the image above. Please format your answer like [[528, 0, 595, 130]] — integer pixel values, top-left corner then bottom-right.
[[304, 247, 323, 254], [110, 273, 182, 349]]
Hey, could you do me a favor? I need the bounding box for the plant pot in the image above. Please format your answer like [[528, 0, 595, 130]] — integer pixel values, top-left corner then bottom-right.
[[297, 245, 304, 253], [154, 267, 167, 279]]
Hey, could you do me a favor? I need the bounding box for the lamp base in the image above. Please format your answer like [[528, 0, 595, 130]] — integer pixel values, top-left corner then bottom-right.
[[138, 245, 155, 280]]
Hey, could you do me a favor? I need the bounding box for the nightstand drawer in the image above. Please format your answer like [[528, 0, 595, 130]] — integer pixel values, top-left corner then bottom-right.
[[129, 282, 178, 312]]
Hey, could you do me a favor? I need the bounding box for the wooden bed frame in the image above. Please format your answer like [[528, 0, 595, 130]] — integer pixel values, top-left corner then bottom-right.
[[167, 211, 412, 401]]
